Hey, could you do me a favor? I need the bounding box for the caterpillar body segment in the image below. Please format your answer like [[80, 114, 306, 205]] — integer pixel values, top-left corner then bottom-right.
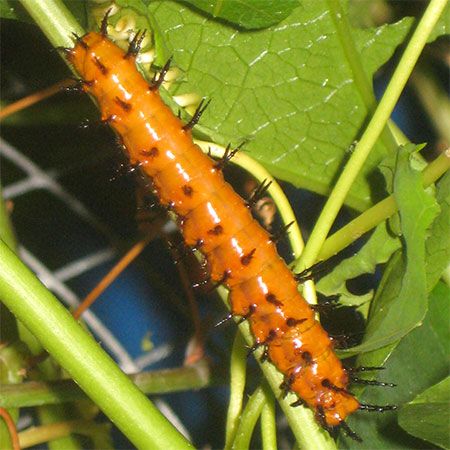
[[68, 31, 360, 430]]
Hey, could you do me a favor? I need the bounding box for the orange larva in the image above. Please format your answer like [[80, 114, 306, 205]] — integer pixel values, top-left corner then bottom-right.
[[66, 25, 362, 435]]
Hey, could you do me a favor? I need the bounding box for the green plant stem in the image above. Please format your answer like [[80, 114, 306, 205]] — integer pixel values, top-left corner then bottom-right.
[[224, 332, 247, 450], [0, 187, 19, 345], [0, 362, 211, 408], [19, 0, 83, 48], [260, 390, 277, 450], [231, 386, 266, 450], [319, 150, 450, 260], [2, 181, 82, 448], [3, 152, 81, 449], [297, 0, 449, 272], [0, 240, 193, 450], [0, 184, 23, 450]]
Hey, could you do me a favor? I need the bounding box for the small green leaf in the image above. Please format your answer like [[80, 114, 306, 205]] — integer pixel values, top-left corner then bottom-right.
[[399, 377, 450, 450], [348, 145, 440, 354], [180, 0, 298, 29]]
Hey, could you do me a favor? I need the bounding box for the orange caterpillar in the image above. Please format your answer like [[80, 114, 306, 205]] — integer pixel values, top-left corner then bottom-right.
[[66, 18, 375, 439]]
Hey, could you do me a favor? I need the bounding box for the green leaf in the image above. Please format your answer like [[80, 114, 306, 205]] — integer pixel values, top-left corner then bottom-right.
[[316, 222, 400, 307], [147, 0, 412, 210], [425, 171, 450, 292], [339, 282, 450, 449], [340, 250, 404, 358], [180, 0, 298, 29], [399, 377, 450, 450], [347, 144, 440, 354]]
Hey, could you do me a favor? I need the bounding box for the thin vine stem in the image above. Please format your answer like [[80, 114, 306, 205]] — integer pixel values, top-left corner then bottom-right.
[[19, 0, 84, 48], [297, 0, 449, 272], [1, 187, 81, 450], [261, 390, 277, 450], [231, 386, 266, 450], [224, 332, 247, 450]]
